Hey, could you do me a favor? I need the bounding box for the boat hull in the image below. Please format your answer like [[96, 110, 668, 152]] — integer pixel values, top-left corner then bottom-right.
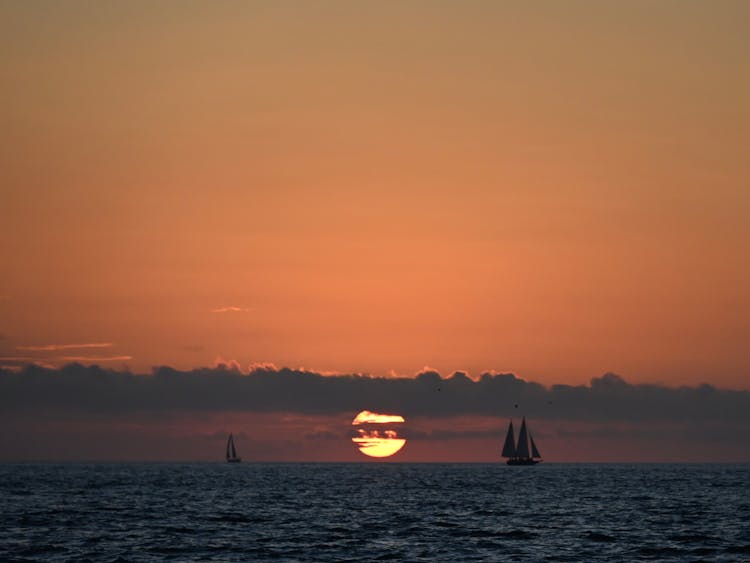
[[226, 458, 242, 463], [506, 458, 540, 466]]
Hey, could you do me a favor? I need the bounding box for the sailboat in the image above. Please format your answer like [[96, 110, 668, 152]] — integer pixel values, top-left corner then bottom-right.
[[501, 417, 542, 465], [226, 433, 242, 463]]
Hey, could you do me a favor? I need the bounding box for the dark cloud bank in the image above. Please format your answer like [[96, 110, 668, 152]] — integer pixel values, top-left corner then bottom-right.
[[1, 363, 747, 424]]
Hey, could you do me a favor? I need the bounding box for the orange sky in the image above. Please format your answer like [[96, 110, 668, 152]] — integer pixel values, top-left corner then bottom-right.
[[2, 2, 749, 388]]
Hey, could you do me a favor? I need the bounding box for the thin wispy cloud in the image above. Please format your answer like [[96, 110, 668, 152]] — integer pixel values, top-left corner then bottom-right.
[[0, 357, 57, 370], [211, 306, 251, 313], [17, 342, 114, 352], [59, 355, 133, 362]]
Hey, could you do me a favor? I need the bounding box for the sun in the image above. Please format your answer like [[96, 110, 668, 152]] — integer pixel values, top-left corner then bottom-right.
[[351, 410, 406, 458]]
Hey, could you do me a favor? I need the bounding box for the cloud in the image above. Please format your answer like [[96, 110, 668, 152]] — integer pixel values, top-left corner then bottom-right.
[[2, 346, 131, 369], [0, 365, 748, 462], [248, 362, 278, 372], [58, 355, 133, 362], [211, 306, 251, 313], [0, 365, 747, 426], [0, 357, 57, 370], [17, 342, 114, 352], [212, 357, 242, 371]]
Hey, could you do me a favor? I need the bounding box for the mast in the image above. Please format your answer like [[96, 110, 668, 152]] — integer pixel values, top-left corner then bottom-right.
[[530, 433, 541, 459], [226, 434, 232, 461], [501, 420, 516, 458], [230, 435, 237, 459], [516, 417, 530, 458]]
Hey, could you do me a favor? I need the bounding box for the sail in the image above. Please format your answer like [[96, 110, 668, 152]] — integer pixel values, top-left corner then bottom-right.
[[530, 433, 541, 458], [516, 417, 530, 458], [501, 420, 516, 458], [226, 434, 236, 460]]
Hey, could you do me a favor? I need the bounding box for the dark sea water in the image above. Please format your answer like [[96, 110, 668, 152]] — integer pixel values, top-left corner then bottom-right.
[[1, 463, 748, 562]]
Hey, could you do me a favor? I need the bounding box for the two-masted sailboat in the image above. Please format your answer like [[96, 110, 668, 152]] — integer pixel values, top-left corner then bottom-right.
[[226, 433, 242, 463], [502, 417, 542, 465]]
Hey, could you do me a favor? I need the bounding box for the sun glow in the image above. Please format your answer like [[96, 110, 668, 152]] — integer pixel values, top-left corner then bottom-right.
[[351, 410, 406, 458]]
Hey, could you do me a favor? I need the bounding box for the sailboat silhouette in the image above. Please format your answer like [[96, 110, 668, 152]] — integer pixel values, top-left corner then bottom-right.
[[226, 433, 242, 463], [502, 417, 542, 465]]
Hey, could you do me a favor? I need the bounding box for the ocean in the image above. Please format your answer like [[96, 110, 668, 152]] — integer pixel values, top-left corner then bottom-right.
[[1, 463, 748, 562]]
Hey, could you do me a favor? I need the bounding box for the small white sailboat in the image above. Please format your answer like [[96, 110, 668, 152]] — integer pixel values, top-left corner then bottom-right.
[[226, 433, 242, 463], [502, 417, 542, 465]]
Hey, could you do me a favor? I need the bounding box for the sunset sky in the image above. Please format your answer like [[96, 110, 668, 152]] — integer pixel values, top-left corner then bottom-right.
[[1, 2, 748, 461]]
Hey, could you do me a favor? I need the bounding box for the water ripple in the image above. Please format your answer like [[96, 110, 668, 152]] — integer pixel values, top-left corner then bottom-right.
[[0, 463, 748, 562]]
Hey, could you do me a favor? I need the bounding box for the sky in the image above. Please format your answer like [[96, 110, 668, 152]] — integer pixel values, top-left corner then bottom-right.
[[1, 2, 749, 461]]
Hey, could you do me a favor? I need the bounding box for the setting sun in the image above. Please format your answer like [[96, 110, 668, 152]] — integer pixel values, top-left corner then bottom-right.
[[351, 410, 406, 458]]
